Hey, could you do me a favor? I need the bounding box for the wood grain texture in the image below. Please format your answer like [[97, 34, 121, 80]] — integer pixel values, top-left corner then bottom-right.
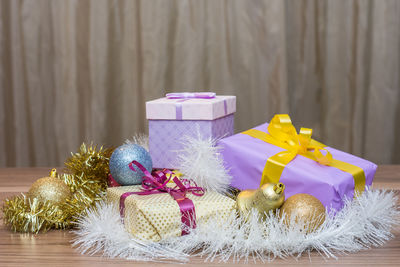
[[0, 166, 399, 266]]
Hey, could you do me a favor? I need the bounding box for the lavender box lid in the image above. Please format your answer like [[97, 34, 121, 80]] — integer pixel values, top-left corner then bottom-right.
[[217, 122, 377, 212], [146, 95, 236, 121]]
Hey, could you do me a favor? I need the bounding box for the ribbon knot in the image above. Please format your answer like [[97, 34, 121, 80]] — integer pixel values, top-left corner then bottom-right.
[[166, 92, 216, 99], [242, 114, 366, 196], [119, 161, 205, 236], [165, 92, 230, 120], [266, 114, 332, 166], [128, 161, 205, 198]]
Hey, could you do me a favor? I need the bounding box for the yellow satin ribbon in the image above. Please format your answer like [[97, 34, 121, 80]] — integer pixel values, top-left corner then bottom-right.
[[242, 114, 365, 196]]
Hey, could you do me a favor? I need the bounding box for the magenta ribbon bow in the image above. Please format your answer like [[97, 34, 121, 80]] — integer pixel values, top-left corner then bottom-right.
[[119, 160, 205, 236]]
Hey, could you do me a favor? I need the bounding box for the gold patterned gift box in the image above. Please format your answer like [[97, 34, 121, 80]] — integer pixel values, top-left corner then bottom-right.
[[107, 185, 236, 242]]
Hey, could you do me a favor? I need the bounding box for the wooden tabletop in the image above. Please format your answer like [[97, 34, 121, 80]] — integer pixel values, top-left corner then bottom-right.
[[1, 166, 399, 266]]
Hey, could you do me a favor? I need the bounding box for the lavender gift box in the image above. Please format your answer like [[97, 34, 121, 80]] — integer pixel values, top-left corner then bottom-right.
[[146, 93, 236, 169], [217, 121, 377, 212]]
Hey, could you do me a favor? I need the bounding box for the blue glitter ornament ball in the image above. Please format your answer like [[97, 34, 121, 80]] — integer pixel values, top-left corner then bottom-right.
[[109, 144, 153, 185]]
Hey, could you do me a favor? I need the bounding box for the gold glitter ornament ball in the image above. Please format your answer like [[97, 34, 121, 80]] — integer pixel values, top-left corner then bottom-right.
[[279, 193, 326, 232], [237, 183, 285, 218], [28, 169, 72, 205]]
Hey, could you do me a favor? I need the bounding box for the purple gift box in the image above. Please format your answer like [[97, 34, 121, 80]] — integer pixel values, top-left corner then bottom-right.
[[217, 121, 377, 212], [146, 93, 236, 169]]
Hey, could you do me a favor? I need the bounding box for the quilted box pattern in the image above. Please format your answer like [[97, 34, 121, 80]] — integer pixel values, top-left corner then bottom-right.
[[149, 114, 234, 169]]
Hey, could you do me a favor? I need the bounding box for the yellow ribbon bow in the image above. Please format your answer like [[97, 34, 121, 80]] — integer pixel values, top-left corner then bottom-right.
[[242, 114, 366, 196]]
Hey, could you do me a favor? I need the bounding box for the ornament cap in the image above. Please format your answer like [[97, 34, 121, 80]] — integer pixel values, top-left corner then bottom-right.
[[49, 168, 57, 178], [273, 183, 285, 194]]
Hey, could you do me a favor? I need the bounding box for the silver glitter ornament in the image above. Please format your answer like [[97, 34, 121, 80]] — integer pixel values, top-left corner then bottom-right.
[[109, 144, 153, 185]]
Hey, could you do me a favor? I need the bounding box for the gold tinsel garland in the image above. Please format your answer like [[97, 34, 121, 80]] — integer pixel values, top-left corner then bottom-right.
[[2, 143, 114, 233]]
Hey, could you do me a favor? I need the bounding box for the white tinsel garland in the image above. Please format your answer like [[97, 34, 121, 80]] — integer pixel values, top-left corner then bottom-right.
[[72, 189, 399, 263], [125, 134, 149, 151], [177, 132, 232, 193]]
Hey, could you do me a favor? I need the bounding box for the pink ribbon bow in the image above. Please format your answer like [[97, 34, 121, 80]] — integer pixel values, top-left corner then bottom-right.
[[119, 160, 205, 236], [165, 92, 228, 120], [166, 92, 216, 99]]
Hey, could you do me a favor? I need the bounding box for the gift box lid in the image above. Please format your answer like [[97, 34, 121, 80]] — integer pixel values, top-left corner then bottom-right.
[[146, 93, 236, 120]]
